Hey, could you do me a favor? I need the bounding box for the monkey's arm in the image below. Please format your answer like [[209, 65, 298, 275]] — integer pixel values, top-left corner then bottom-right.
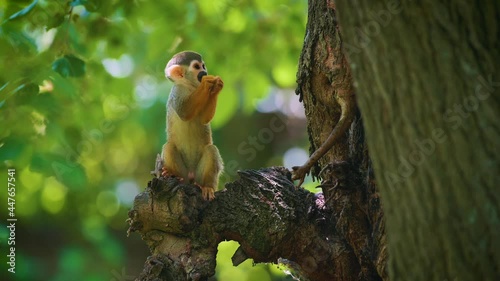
[[174, 75, 221, 121], [292, 95, 355, 187], [200, 77, 223, 124]]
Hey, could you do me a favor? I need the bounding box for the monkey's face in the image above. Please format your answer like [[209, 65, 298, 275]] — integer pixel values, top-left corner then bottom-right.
[[165, 51, 208, 87], [187, 59, 208, 83]]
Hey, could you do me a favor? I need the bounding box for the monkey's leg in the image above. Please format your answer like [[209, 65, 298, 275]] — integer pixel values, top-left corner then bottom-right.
[[161, 142, 188, 181], [195, 144, 223, 200]]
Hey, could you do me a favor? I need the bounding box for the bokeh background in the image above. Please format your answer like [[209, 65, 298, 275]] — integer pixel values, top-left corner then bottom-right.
[[0, 1, 318, 280]]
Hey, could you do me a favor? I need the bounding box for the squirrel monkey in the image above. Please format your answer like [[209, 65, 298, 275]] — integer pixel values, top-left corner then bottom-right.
[[161, 51, 224, 200]]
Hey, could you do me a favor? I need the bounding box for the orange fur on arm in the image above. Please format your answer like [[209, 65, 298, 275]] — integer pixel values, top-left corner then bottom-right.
[[179, 81, 211, 121]]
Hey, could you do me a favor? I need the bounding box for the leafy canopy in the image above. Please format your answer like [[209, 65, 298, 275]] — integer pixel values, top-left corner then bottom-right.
[[0, 0, 306, 280]]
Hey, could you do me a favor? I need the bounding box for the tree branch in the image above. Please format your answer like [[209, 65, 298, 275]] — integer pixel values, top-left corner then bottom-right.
[[128, 167, 361, 281]]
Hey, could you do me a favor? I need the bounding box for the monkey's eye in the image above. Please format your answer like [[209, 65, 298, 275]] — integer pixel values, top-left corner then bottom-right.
[[194, 63, 201, 70], [202, 64, 206, 70]]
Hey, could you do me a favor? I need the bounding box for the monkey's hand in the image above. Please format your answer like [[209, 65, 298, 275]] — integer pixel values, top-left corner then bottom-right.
[[201, 75, 224, 96]]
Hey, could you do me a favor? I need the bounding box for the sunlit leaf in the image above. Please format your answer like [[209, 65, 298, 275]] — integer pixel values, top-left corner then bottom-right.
[[95, 191, 120, 217], [246, 267, 272, 281], [3, 0, 38, 23], [41, 177, 68, 214], [272, 59, 297, 88], [52, 55, 86, 78], [223, 8, 247, 33]]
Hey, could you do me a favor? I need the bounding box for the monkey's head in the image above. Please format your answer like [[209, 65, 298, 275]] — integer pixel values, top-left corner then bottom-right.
[[165, 51, 208, 87]]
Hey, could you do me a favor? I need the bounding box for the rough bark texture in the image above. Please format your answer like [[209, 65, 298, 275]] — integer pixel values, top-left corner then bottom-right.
[[295, 0, 386, 280], [335, 1, 500, 280], [128, 168, 359, 281]]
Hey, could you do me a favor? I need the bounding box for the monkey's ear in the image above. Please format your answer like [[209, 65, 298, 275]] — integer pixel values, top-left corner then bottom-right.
[[165, 65, 184, 81]]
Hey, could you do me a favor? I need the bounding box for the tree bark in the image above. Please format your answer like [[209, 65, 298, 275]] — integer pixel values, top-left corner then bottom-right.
[[128, 168, 361, 281], [334, 1, 500, 280], [295, 0, 386, 280]]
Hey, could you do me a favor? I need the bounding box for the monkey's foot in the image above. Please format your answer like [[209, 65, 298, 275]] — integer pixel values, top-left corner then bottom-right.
[[291, 165, 312, 188], [161, 167, 172, 177], [200, 186, 215, 201], [161, 167, 184, 181]]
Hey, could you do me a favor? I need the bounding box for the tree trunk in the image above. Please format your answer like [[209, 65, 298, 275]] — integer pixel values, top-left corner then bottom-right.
[[295, 0, 386, 280], [335, 1, 500, 280]]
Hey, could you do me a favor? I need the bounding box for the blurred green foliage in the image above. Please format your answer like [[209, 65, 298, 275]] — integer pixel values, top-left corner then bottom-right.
[[0, 0, 310, 280]]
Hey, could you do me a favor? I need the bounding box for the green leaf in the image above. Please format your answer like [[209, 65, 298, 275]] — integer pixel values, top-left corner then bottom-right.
[[52, 55, 86, 78], [31, 153, 87, 190], [0, 82, 39, 105], [11, 82, 40, 105], [0, 82, 9, 106], [0, 82, 8, 92], [3, 0, 38, 24], [31, 94, 61, 117], [3, 27, 37, 53], [19, 82, 39, 96], [46, 13, 66, 30], [272, 59, 297, 88], [0, 137, 26, 162], [51, 70, 78, 96]]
